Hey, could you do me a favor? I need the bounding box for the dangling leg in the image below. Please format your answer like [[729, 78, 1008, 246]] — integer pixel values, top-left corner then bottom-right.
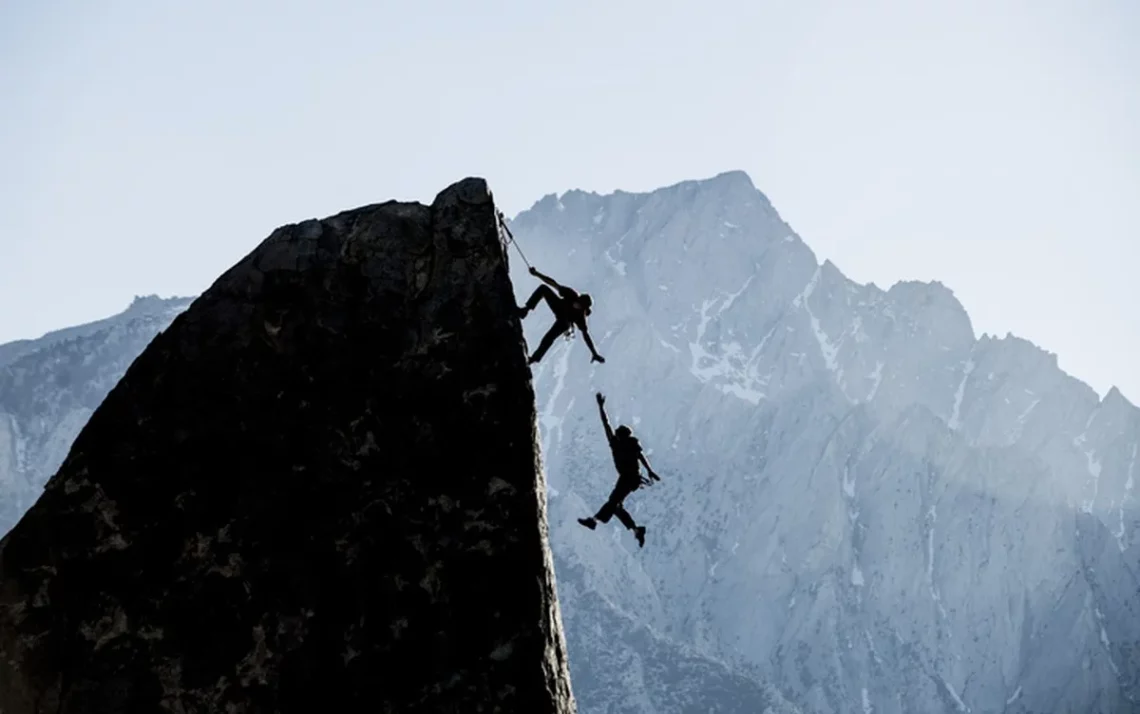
[[613, 504, 646, 547], [580, 481, 632, 528], [579, 482, 622, 530], [578, 499, 612, 530], [528, 320, 568, 364], [594, 496, 618, 523]]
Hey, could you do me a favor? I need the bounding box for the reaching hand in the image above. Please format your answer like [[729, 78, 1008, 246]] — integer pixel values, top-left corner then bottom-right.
[[595, 392, 605, 406], [591, 354, 605, 364], [640, 476, 653, 486], [528, 266, 539, 276]]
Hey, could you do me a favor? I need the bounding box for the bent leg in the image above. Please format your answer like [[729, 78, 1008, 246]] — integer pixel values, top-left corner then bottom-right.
[[524, 285, 559, 312], [528, 320, 568, 364], [613, 503, 638, 531], [594, 482, 634, 523], [594, 496, 617, 523]]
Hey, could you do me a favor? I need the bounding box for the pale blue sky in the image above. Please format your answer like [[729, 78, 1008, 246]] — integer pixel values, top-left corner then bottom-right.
[[2, 0, 1137, 401]]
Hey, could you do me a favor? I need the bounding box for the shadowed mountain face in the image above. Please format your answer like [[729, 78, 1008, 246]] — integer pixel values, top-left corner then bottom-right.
[[0, 178, 576, 713]]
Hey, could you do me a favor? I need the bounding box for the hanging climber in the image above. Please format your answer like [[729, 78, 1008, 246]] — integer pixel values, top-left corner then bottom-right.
[[518, 266, 605, 365], [577, 392, 661, 548]]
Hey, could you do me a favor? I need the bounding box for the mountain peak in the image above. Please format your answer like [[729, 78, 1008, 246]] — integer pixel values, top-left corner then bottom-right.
[[1103, 385, 1135, 411], [703, 169, 756, 189], [885, 278, 957, 303]]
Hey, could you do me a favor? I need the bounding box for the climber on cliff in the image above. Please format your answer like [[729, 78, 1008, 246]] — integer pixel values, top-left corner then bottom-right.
[[577, 392, 661, 548], [518, 266, 605, 365]]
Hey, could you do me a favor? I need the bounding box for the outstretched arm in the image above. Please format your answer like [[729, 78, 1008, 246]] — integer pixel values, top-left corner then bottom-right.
[[595, 392, 614, 442], [580, 323, 605, 363], [528, 266, 562, 291]]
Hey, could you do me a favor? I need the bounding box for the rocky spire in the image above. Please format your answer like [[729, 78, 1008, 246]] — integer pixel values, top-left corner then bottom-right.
[[0, 177, 576, 714]]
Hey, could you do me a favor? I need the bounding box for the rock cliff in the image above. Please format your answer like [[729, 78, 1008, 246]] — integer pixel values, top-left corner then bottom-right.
[[0, 178, 577, 713]]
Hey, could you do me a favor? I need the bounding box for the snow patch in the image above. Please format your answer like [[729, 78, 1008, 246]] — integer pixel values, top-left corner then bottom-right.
[[718, 275, 754, 315], [948, 359, 975, 431], [687, 290, 769, 405], [842, 464, 856, 499], [1118, 444, 1136, 551], [864, 630, 882, 665], [1075, 434, 1103, 513], [926, 505, 948, 618], [1127, 444, 1136, 494], [862, 687, 873, 714], [538, 342, 573, 453], [941, 678, 969, 712], [1017, 399, 1040, 423], [1094, 606, 1121, 675], [794, 267, 848, 400], [1006, 686, 1022, 705], [866, 361, 884, 401], [851, 563, 865, 587], [604, 250, 627, 276], [10, 415, 26, 474]]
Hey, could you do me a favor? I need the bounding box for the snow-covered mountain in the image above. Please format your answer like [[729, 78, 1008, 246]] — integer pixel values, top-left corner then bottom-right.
[[0, 295, 192, 535], [506, 171, 1140, 714], [2, 172, 1137, 713]]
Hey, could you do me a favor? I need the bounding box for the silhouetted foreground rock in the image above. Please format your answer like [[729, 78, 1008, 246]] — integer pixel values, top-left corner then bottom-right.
[[0, 178, 577, 713]]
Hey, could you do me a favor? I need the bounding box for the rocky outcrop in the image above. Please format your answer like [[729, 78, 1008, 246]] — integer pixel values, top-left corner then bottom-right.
[[0, 178, 576, 713]]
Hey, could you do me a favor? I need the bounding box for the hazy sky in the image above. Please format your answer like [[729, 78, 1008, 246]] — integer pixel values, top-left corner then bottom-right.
[[2, 0, 1137, 401]]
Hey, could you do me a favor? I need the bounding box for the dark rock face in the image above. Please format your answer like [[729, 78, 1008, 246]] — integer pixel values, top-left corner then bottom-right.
[[0, 178, 577, 713]]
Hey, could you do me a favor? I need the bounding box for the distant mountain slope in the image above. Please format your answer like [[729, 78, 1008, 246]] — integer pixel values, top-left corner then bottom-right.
[[508, 170, 1139, 713], [0, 295, 192, 534]]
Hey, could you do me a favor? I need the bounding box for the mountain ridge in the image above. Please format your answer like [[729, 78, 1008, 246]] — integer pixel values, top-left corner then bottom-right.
[[1, 170, 1137, 712], [508, 169, 1139, 712], [511, 170, 1133, 409]]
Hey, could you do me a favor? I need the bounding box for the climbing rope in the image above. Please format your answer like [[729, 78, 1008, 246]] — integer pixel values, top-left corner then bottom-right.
[[497, 210, 576, 342], [497, 210, 534, 271]]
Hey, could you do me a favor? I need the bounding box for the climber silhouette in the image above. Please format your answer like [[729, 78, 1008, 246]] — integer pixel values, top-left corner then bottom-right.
[[518, 266, 604, 365], [578, 392, 661, 548]]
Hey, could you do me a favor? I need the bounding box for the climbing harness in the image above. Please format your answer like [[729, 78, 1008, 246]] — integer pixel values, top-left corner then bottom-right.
[[497, 210, 534, 271], [496, 209, 571, 342]]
